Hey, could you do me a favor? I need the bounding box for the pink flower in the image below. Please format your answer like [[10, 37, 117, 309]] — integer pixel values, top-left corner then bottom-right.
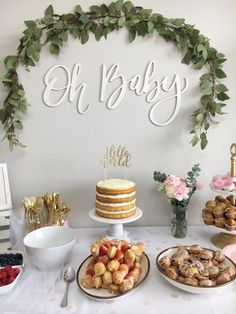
[[165, 175, 181, 187], [173, 182, 190, 201], [196, 182, 203, 190], [212, 178, 225, 189]]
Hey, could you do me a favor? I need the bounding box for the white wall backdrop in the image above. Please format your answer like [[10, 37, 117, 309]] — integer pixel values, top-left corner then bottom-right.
[[0, 0, 235, 227]]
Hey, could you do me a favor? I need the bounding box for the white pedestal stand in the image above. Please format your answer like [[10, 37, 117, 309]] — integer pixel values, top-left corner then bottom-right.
[[89, 208, 143, 240]]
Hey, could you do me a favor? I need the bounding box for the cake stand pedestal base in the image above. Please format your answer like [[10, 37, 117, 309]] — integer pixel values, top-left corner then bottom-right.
[[89, 208, 143, 240], [211, 232, 236, 249]]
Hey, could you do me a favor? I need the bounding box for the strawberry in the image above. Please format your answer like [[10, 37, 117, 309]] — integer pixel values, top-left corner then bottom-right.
[[121, 243, 130, 253], [115, 250, 124, 261], [86, 269, 95, 276], [104, 241, 113, 249], [14, 268, 20, 276], [96, 255, 109, 266], [99, 245, 108, 256]]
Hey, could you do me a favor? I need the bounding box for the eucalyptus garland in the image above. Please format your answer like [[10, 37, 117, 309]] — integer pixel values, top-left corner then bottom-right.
[[0, 1, 229, 150]]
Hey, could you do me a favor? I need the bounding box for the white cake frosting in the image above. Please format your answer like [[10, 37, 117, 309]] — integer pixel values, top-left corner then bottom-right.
[[96, 191, 136, 199], [97, 179, 135, 190], [96, 199, 136, 207], [96, 207, 136, 215]]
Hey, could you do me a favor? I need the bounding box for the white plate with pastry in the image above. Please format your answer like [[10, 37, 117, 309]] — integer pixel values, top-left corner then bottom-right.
[[156, 245, 236, 294], [77, 253, 150, 300]]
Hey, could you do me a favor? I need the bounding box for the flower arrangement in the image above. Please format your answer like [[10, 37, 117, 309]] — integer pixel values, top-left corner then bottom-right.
[[153, 164, 201, 238]]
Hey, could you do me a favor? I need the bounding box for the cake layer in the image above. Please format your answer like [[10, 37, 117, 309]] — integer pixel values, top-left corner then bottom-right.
[[96, 194, 136, 204], [96, 201, 135, 212], [96, 179, 136, 195], [95, 208, 136, 219]]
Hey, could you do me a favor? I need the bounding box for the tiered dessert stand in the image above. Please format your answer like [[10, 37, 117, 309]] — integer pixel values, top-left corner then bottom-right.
[[89, 207, 143, 240], [210, 188, 236, 249], [209, 143, 236, 249]]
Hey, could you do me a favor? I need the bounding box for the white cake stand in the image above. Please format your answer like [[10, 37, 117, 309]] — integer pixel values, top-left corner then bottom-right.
[[89, 207, 143, 240]]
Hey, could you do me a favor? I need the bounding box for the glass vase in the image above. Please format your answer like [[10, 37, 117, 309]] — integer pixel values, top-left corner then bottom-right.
[[171, 201, 188, 238]]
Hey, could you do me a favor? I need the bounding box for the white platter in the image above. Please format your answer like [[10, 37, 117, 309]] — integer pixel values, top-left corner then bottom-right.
[[77, 253, 150, 300], [156, 246, 236, 295], [210, 186, 236, 196]]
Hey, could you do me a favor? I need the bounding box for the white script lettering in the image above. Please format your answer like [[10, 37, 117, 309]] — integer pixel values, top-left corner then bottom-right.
[[43, 61, 188, 126]]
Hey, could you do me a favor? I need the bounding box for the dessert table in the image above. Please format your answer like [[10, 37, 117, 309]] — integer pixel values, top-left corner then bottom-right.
[[1, 226, 236, 314]]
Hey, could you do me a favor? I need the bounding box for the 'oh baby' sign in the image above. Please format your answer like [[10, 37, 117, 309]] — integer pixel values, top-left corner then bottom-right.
[[43, 60, 188, 126]]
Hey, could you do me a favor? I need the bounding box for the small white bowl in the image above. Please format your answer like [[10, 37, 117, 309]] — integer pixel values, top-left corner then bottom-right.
[[0, 266, 23, 296], [23, 226, 77, 270]]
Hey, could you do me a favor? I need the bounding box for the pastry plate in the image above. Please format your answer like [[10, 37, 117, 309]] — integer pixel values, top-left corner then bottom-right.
[[203, 222, 236, 235], [77, 253, 150, 300], [156, 246, 236, 294], [210, 186, 236, 196]]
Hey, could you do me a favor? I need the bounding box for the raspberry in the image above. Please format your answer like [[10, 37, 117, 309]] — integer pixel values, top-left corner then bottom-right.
[[14, 268, 20, 276], [4, 266, 12, 271], [7, 276, 15, 285], [6, 269, 15, 277], [1, 271, 7, 280]]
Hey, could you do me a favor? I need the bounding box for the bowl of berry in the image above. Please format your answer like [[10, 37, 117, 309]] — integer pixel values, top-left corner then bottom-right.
[[0, 252, 24, 295]]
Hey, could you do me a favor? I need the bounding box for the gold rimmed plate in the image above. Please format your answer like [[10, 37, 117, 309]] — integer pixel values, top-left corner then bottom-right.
[[156, 246, 236, 294], [77, 253, 150, 300]]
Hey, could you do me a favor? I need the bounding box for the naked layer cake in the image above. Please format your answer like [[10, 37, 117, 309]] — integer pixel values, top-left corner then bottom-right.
[[95, 179, 136, 219]]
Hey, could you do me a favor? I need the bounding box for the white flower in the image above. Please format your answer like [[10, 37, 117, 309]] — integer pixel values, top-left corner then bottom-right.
[[165, 185, 175, 198], [156, 182, 165, 192]]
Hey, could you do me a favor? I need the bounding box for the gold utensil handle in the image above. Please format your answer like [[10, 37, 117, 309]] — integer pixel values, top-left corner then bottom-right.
[[230, 143, 236, 177]]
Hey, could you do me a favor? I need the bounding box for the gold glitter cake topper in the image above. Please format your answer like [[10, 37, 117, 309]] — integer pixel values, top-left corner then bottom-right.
[[100, 145, 131, 179]]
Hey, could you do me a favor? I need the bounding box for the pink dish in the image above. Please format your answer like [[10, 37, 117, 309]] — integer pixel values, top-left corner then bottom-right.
[[222, 244, 236, 263]]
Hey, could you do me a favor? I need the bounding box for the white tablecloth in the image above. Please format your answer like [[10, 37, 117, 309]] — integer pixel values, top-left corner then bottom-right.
[[1, 226, 236, 314]]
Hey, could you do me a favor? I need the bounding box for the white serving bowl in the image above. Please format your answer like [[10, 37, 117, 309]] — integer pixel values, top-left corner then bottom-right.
[[23, 226, 77, 270]]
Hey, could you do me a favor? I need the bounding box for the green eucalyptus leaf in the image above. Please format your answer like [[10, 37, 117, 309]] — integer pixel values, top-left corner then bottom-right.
[[74, 5, 83, 14], [115, 0, 124, 11], [216, 84, 228, 93], [49, 43, 60, 55], [217, 92, 229, 101], [14, 120, 23, 129], [59, 32, 68, 41], [128, 30, 136, 42], [123, 1, 134, 14], [55, 21, 64, 30], [45, 5, 54, 16], [79, 14, 89, 24], [215, 68, 227, 79], [81, 30, 89, 44], [4, 56, 19, 70], [95, 26, 104, 41], [191, 135, 199, 147], [200, 133, 208, 150], [181, 52, 191, 65], [196, 113, 204, 122], [108, 2, 116, 14], [90, 5, 100, 14], [118, 16, 126, 26], [100, 4, 108, 15], [24, 20, 37, 29]]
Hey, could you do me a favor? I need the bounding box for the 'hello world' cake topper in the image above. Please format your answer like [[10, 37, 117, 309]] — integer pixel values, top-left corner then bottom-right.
[[100, 145, 131, 179]]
